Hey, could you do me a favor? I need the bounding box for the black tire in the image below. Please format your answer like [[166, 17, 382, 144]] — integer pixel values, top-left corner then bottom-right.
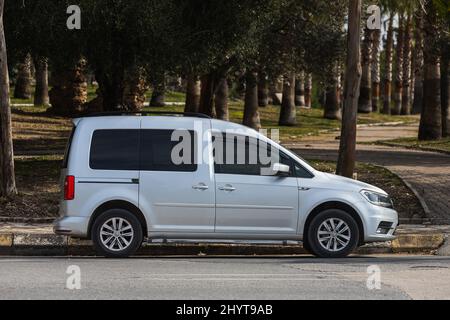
[[92, 209, 143, 258], [307, 209, 359, 258]]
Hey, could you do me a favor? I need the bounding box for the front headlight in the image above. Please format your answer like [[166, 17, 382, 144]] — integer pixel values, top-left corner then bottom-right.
[[360, 190, 394, 209]]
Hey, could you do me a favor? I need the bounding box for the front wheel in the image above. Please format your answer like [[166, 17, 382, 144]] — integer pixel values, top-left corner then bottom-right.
[[92, 209, 143, 258], [307, 209, 359, 258]]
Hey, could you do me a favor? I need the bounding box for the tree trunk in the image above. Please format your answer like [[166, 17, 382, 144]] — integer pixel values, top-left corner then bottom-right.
[[393, 15, 405, 115], [371, 29, 381, 112], [336, 0, 362, 178], [269, 77, 282, 105], [382, 13, 394, 114], [184, 74, 201, 113], [279, 73, 297, 126], [304, 73, 312, 109], [243, 71, 261, 129], [258, 72, 269, 107], [324, 66, 341, 120], [412, 11, 424, 115], [401, 15, 413, 115], [441, 56, 449, 137], [13, 53, 32, 100], [149, 72, 166, 107], [199, 73, 216, 117], [295, 71, 306, 107], [0, 0, 17, 197], [215, 77, 229, 121], [48, 60, 88, 115], [122, 67, 148, 111], [358, 27, 373, 113], [419, 0, 442, 141], [33, 56, 49, 106]]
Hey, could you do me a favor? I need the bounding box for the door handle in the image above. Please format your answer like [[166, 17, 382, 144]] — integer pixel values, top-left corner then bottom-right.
[[219, 185, 236, 192], [192, 184, 209, 190], [299, 187, 310, 191]]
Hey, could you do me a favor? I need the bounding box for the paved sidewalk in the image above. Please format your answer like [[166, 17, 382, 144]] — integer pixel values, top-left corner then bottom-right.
[[285, 124, 450, 224]]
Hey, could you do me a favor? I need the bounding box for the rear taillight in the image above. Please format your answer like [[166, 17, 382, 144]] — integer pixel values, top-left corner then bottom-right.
[[64, 175, 75, 200]]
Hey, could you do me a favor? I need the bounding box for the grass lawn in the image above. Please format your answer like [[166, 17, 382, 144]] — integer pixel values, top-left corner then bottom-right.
[[0, 156, 423, 221], [374, 137, 450, 154]]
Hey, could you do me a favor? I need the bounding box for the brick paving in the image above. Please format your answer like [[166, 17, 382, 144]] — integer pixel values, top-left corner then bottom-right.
[[285, 124, 450, 224]]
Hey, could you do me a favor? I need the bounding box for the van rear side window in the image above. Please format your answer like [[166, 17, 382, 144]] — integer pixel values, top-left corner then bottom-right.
[[90, 130, 140, 171]]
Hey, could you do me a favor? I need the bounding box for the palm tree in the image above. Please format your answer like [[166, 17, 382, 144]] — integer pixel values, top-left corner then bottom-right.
[[371, 29, 381, 112], [419, 0, 442, 140], [336, 0, 362, 178], [295, 71, 306, 107], [304, 73, 313, 109], [324, 64, 342, 120], [279, 73, 297, 126], [358, 27, 374, 113], [0, 0, 17, 197], [412, 10, 424, 114], [33, 56, 49, 106], [392, 14, 405, 115], [243, 70, 261, 129], [382, 11, 395, 114], [185, 75, 201, 113], [401, 14, 413, 115], [13, 53, 33, 100], [215, 77, 229, 121]]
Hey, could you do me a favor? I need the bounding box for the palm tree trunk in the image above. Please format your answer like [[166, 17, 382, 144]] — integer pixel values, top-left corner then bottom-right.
[[371, 29, 381, 112], [401, 15, 413, 115], [304, 73, 312, 108], [13, 53, 32, 100], [33, 56, 49, 106], [0, 0, 17, 197], [123, 67, 147, 111], [324, 65, 341, 120], [412, 11, 424, 115], [258, 72, 269, 107], [215, 77, 229, 121], [49, 61, 88, 115], [149, 72, 166, 107], [358, 27, 373, 113], [269, 76, 282, 105], [382, 13, 394, 114], [336, 0, 362, 178], [185, 74, 201, 113], [419, 0, 442, 141], [243, 71, 261, 129], [199, 72, 216, 117], [295, 71, 306, 107], [279, 73, 297, 126], [441, 55, 449, 137], [393, 15, 405, 115]]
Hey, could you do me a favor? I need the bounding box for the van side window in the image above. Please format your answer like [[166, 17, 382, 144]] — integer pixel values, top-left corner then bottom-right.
[[213, 134, 295, 177], [140, 130, 197, 172], [90, 130, 140, 170]]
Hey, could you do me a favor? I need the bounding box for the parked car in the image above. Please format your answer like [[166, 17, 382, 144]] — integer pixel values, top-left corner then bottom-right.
[[54, 112, 398, 258]]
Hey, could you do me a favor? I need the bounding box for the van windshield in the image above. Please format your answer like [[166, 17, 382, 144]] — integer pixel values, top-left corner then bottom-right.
[[62, 126, 76, 169]]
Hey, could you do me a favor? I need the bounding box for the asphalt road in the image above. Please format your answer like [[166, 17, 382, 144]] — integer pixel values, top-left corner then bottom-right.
[[0, 255, 449, 300]]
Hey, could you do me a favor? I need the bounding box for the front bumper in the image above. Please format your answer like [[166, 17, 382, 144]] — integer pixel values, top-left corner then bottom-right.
[[53, 216, 90, 238], [357, 201, 399, 243]]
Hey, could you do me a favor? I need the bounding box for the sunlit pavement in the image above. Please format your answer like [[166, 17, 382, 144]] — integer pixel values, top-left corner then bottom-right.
[[1, 255, 449, 300]]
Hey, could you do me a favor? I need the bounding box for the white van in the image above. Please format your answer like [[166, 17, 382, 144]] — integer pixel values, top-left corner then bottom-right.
[[54, 112, 398, 258]]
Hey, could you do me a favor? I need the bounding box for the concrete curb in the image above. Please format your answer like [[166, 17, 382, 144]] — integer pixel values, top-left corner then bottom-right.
[[0, 232, 447, 256], [376, 141, 450, 156]]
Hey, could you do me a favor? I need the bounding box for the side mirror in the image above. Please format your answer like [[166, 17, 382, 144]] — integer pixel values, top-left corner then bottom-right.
[[271, 163, 290, 177]]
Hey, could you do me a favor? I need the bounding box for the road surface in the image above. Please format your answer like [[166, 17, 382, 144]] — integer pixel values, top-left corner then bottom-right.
[[1, 255, 449, 300]]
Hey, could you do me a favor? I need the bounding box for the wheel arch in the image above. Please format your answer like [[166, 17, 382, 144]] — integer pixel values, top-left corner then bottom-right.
[[303, 201, 365, 245], [87, 200, 148, 239]]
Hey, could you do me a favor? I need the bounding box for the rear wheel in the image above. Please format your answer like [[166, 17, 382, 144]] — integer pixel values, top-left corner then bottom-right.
[[307, 209, 359, 258], [92, 209, 143, 258]]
